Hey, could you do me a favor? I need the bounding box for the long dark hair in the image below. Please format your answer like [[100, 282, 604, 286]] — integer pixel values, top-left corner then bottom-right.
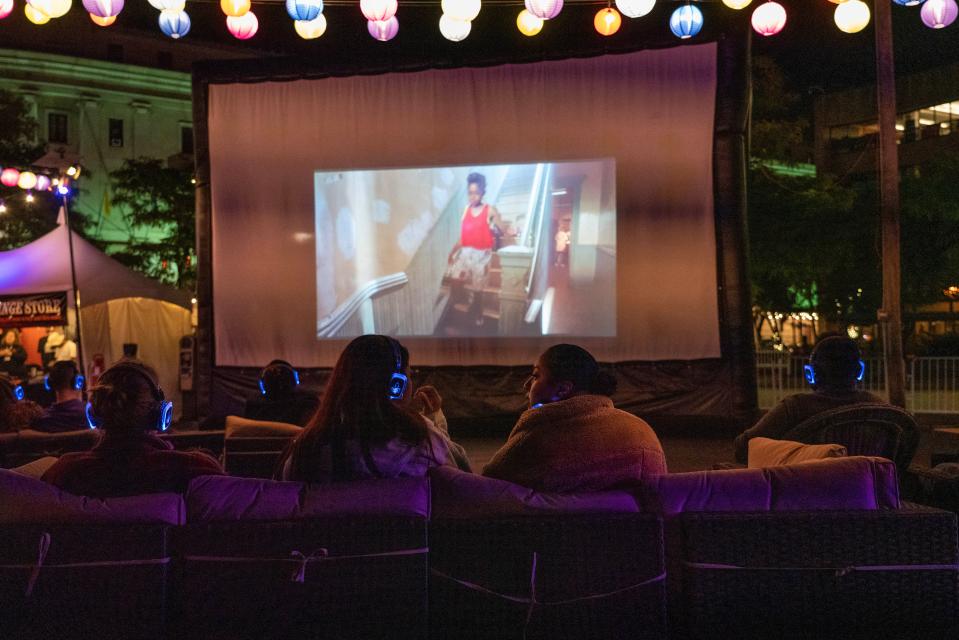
[[278, 335, 431, 482], [540, 344, 617, 397]]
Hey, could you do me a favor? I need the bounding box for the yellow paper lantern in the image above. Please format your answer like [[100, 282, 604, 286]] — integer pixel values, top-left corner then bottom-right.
[[834, 0, 869, 33], [294, 14, 327, 39], [89, 12, 115, 25], [516, 8, 543, 36], [17, 171, 38, 190], [220, 0, 250, 17], [25, 4, 51, 23], [28, 0, 71, 18], [721, 0, 752, 9], [593, 7, 621, 36]]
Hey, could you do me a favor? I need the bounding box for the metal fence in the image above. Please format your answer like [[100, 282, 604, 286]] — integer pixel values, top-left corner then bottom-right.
[[756, 350, 959, 414]]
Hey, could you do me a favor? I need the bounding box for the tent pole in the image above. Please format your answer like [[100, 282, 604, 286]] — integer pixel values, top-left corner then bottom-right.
[[62, 196, 85, 379]]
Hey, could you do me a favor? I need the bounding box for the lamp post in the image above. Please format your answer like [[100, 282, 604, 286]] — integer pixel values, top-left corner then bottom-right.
[[60, 182, 85, 379], [874, 0, 907, 407]]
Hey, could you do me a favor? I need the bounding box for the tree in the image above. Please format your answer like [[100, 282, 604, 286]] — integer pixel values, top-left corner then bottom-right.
[[108, 158, 196, 290], [0, 89, 60, 251]]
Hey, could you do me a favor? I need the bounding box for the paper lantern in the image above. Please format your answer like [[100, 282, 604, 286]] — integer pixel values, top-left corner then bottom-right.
[[0, 0, 15, 20], [834, 0, 870, 33], [226, 11, 258, 38], [669, 3, 702, 38], [367, 15, 398, 40], [286, 0, 322, 21], [220, 0, 249, 16], [148, 0, 183, 9], [360, 0, 396, 21], [722, 0, 751, 9], [439, 13, 470, 40], [24, 4, 49, 23], [17, 171, 37, 190], [35, 175, 51, 191], [294, 14, 326, 38], [594, 7, 621, 35], [89, 11, 115, 24], [159, 9, 190, 38], [82, 0, 121, 17], [751, 1, 786, 36], [893, 0, 922, 5], [28, 0, 71, 18], [516, 8, 543, 35], [1, 169, 20, 188], [615, 0, 654, 18], [441, 0, 479, 21], [921, 0, 957, 28], [524, 0, 562, 20]]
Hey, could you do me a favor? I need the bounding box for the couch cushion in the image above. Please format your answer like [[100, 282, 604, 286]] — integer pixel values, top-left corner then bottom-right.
[[640, 456, 899, 516], [429, 466, 640, 518], [225, 416, 301, 438], [747, 437, 847, 468], [186, 474, 430, 522], [0, 468, 185, 524]]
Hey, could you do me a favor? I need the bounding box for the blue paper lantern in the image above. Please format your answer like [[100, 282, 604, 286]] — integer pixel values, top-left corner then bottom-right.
[[892, 0, 923, 6], [286, 0, 322, 21], [670, 3, 703, 39], [159, 9, 190, 39]]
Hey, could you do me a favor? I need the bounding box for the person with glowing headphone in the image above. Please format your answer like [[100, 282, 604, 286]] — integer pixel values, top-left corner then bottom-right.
[[733, 334, 886, 464], [31, 361, 88, 433]]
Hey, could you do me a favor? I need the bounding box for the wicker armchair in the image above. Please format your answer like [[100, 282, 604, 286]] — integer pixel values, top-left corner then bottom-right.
[[782, 403, 919, 471]]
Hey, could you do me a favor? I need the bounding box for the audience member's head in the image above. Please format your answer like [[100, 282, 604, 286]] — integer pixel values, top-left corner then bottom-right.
[[281, 335, 429, 481], [1, 374, 41, 433], [258, 360, 299, 398], [808, 334, 863, 390], [47, 360, 84, 399], [526, 344, 617, 408], [87, 360, 170, 435], [2, 328, 19, 347]]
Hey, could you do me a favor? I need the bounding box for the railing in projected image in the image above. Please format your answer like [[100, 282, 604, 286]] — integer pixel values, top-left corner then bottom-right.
[[756, 350, 959, 414]]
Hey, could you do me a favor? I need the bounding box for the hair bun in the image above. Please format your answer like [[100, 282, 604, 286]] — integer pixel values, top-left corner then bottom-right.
[[591, 370, 617, 397]]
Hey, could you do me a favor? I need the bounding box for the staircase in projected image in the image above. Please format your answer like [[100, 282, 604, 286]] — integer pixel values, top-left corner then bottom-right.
[[436, 164, 539, 337]]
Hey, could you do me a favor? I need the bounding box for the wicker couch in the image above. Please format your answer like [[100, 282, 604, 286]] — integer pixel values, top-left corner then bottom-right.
[[0, 457, 956, 640]]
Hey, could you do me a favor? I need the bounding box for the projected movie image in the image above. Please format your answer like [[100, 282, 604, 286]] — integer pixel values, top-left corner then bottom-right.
[[315, 160, 616, 339]]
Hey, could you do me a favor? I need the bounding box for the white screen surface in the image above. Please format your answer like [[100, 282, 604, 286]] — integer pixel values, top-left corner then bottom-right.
[[209, 45, 721, 366]]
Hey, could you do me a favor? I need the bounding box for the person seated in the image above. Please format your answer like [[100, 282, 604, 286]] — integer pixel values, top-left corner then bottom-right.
[[483, 344, 667, 492], [42, 360, 224, 497], [243, 359, 319, 427], [276, 335, 470, 482], [31, 360, 88, 433], [0, 374, 42, 433], [733, 335, 886, 464]]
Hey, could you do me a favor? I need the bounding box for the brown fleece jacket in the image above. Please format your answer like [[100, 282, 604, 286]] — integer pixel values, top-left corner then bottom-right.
[[482, 395, 667, 493]]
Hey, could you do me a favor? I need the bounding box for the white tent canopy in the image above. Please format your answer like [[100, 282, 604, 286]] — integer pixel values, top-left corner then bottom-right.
[[0, 224, 192, 418], [0, 223, 191, 308]]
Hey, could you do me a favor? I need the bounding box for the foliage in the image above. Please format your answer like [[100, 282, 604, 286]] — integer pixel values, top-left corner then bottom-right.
[[750, 56, 812, 165], [108, 158, 196, 290]]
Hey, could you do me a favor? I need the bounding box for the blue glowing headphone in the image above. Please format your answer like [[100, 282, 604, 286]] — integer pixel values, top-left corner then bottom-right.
[[804, 359, 866, 386], [258, 360, 300, 396], [385, 337, 409, 401], [85, 363, 173, 432], [44, 373, 85, 392], [13, 384, 25, 401]]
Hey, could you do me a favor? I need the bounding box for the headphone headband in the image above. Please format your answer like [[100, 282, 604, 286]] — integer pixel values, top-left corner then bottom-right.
[[259, 359, 300, 396], [87, 362, 172, 431]]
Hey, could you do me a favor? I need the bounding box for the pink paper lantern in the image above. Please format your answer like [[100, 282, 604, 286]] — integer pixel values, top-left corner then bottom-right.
[[367, 15, 398, 40], [360, 0, 397, 21], [921, 0, 958, 29], [0, 0, 14, 20], [226, 10, 258, 39], [35, 174, 51, 191], [82, 0, 122, 17], [751, 1, 786, 37], [1, 168, 20, 187], [524, 0, 562, 20]]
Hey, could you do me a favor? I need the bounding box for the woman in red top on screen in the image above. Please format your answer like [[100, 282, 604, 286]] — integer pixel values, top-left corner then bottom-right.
[[446, 172, 510, 326]]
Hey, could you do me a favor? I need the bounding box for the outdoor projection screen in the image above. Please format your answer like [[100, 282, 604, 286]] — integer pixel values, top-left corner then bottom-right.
[[207, 43, 721, 367]]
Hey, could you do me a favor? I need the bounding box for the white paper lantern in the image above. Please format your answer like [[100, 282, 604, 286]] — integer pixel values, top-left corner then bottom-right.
[[721, 0, 751, 9], [524, 0, 562, 20], [441, 0, 479, 21], [615, 0, 655, 18], [360, 0, 396, 21], [149, 0, 185, 11], [439, 13, 471, 40], [751, 0, 786, 36], [834, 0, 870, 34], [226, 10, 258, 39], [294, 14, 327, 38], [28, 0, 71, 18]]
